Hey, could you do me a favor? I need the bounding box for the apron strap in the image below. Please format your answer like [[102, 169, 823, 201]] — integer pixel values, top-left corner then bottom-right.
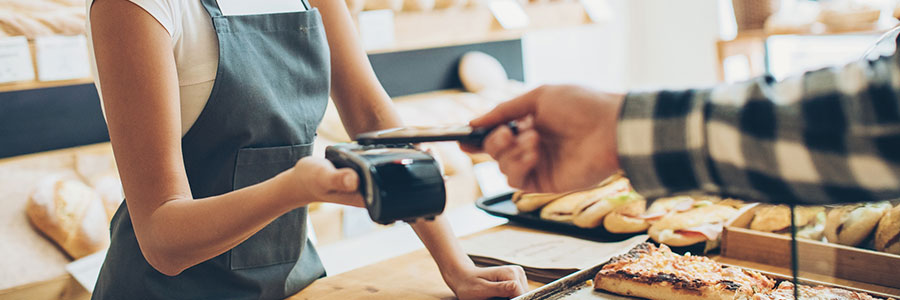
[[200, 0, 312, 18]]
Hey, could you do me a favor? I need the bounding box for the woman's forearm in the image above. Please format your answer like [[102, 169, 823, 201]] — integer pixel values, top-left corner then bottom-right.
[[140, 171, 302, 276], [411, 217, 476, 278]]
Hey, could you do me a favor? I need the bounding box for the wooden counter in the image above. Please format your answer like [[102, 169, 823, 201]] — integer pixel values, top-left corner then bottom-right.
[[289, 225, 546, 300]]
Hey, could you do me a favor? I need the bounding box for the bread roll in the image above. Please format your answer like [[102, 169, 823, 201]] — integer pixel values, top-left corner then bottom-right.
[[539, 191, 589, 222], [874, 204, 900, 255], [825, 202, 892, 247], [458, 51, 508, 93], [648, 204, 738, 247], [403, 0, 435, 11], [750, 205, 825, 232], [365, 0, 403, 11], [26, 177, 111, 259]]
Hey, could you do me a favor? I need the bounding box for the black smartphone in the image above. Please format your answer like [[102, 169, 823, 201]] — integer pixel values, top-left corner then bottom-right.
[[355, 123, 517, 146]]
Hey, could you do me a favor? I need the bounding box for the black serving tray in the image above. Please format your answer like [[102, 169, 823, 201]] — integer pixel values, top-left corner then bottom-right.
[[476, 192, 708, 254]]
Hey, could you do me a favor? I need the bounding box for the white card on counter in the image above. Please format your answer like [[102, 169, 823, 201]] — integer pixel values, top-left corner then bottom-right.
[[488, 0, 529, 29], [581, 0, 613, 23], [66, 249, 107, 293], [357, 10, 396, 51], [35, 35, 90, 82], [0, 36, 36, 84], [216, 0, 306, 16]]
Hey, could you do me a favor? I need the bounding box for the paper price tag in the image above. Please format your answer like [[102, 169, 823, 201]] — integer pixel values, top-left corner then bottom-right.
[[580, 0, 613, 23], [0, 36, 36, 84], [35, 35, 91, 82], [488, 0, 529, 29], [357, 10, 396, 51]]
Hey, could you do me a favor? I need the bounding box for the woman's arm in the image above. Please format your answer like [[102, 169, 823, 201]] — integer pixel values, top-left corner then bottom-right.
[[90, 0, 361, 276], [310, 1, 527, 299]]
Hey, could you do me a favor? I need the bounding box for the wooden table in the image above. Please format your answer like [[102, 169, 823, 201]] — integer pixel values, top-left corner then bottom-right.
[[289, 225, 546, 300], [290, 225, 900, 300]]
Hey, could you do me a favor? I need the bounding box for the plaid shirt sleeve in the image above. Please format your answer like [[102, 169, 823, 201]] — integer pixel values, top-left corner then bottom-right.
[[617, 40, 900, 205]]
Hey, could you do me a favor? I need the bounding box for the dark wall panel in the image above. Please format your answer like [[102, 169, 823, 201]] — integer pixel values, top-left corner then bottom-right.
[[0, 84, 109, 158], [369, 39, 525, 97], [0, 39, 524, 158]]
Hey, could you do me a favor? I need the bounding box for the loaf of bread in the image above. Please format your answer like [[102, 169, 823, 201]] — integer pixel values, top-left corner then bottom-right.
[[26, 176, 111, 259], [0, 11, 54, 39], [458, 51, 508, 93], [825, 202, 892, 247]]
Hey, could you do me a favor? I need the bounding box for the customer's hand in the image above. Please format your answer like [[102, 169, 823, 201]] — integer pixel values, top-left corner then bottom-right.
[[445, 265, 529, 300], [290, 157, 365, 208], [466, 85, 625, 193]]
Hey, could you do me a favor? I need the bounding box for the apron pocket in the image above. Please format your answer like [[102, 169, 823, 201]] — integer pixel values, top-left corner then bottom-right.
[[230, 143, 313, 270]]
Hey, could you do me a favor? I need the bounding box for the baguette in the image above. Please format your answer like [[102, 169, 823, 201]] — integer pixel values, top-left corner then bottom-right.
[[570, 178, 634, 228], [26, 177, 111, 259], [750, 205, 826, 240], [601, 198, 647, 233]]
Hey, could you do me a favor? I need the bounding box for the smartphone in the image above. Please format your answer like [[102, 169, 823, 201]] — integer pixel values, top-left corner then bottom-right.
[[355, 123, 517, 146]]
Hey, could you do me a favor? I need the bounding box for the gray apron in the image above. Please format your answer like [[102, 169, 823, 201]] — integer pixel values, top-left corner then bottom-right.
[[92, 0, 330, 298]]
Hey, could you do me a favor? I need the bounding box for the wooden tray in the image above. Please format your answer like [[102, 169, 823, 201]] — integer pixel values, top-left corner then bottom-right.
[[515, 243, 899, 300], [722, 204, 900, 290]]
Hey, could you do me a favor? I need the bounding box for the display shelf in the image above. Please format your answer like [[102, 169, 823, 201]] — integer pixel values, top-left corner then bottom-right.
[[364, 1, 595, 54], [0, 40, 94, 93]]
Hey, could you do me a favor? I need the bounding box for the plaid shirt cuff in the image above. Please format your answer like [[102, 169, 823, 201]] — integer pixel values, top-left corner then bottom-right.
[[616, 89, 720, 199]]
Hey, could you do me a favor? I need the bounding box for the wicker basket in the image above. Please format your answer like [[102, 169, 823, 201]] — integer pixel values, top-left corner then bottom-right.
[[733, 0, 779, 31]]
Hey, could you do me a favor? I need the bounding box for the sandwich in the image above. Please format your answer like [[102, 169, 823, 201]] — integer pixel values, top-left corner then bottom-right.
[[749, 205, 826, 241], [539, 177, 632, 225], [571, 178, 638, 228], [874, 203, 900, 255], [648, 204, 739, 247], [601, 196, 697, 234], [824, 201, 893, 246]]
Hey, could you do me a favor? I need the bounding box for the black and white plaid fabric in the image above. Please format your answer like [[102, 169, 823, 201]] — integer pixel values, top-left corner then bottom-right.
[[617, 34, 900, 205]]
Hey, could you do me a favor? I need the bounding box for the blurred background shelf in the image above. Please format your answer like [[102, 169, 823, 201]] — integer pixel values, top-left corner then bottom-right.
[[366, 1, 595, 54]]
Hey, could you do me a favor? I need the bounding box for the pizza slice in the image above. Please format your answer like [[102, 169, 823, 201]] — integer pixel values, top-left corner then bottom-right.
[[594, 243, 775, 300]]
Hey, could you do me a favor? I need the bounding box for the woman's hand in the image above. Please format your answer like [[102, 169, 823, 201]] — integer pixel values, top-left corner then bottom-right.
[[444, 265, 529, 300], [289, 157, 364, 208]]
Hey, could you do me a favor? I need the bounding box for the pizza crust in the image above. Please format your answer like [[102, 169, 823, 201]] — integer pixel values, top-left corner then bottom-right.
[[594, 274, 737, 300]]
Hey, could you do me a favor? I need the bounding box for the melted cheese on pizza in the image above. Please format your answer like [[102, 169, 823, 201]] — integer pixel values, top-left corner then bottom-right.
[[599, 243, 775, 296]]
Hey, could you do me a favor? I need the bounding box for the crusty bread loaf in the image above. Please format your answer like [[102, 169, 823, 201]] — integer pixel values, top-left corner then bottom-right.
[[0, 11, 54, 39], [825, 202, 892, 247], [874, 204, 900, 255], [458, 51, 508, 93], [26, 177, 111, 259]]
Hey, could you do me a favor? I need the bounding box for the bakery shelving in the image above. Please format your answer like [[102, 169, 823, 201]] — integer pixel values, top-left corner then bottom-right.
[[365, 1, 594, 54]]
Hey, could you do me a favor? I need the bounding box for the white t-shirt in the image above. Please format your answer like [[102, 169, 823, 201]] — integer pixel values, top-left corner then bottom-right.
[[86, 0, 219, 136]]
